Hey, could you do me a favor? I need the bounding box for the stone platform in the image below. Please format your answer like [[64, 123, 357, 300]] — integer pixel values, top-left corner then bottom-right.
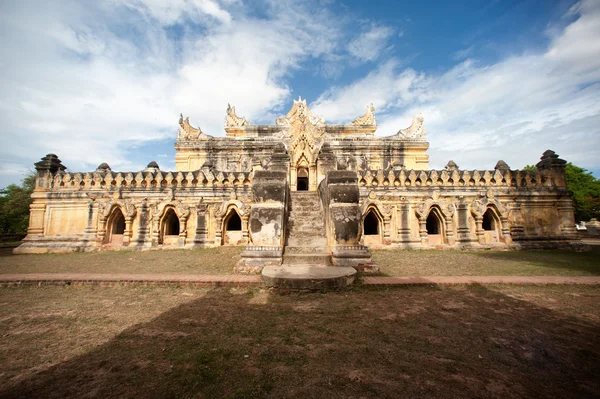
[[261, 265, 357, 290]]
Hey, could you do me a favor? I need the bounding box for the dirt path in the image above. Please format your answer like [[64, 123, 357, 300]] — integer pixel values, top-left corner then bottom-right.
[[1, 273, 599, 287]]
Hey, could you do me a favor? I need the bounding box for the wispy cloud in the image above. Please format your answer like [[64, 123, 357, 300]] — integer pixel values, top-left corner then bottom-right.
[[348, 23, 395, 62], [0, 0, 342, 185], [312, 0, 600, 171]]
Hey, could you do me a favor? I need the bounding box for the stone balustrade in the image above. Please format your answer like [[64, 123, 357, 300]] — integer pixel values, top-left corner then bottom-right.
[[37, 170, 254, 191], [356, 168, 560, 189]]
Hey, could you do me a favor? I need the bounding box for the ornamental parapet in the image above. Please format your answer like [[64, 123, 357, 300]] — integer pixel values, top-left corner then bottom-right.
[[36, 169, 254, 192], [356, 167, 563, 189]]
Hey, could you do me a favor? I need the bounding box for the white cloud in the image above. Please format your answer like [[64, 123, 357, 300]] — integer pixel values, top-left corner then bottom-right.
[[312, 0, 600, 171], [0, 0, 340, 187], [347, 24, 394, 62]]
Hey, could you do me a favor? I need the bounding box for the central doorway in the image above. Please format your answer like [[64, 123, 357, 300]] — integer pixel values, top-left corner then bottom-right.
[[297, 167, 309, 191]]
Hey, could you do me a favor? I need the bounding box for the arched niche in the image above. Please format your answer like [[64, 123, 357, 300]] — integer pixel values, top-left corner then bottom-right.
[[362, 208, 382, 246], [106, 207, 125, 245], [223, 208, 243, 245], [426, 207, 445, 245], [160, 208, 180, 245], [482, 207, 502, 243]]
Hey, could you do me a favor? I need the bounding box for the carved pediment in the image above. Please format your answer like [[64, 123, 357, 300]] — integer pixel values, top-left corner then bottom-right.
[[276, 97, 325, 127], [275, 97, 326, 166]]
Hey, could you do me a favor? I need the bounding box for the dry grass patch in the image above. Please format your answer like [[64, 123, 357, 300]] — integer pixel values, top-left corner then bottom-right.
[[0, 246, 243, 275], [0, 285, 598, 398], [372, 245, 600, 276]]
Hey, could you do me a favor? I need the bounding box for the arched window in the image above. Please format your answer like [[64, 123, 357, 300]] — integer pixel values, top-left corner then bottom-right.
[[364, 210, 379, 235], [426, 211, 441, 235], [482, 209, 496, 231], [226, 210, 242, 231], [163, 208, 180, 236]]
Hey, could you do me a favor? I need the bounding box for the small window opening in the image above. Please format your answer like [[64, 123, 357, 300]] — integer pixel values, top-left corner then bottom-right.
[[364, 211, 379, 235]]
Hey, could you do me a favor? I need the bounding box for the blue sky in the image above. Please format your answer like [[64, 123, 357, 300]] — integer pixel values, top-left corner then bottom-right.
[[1, 0, 599, 188]]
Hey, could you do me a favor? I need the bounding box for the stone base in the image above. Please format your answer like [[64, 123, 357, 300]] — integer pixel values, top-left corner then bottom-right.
[[262, 265, 357, 290], [237, 245, 283, 272], [13, 237, 99, 254], [330, 245, 378, 272]]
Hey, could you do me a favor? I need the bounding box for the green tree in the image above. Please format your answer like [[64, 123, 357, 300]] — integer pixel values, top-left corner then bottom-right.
[[0, 173, 35, 234], [565, 163, 600, 222], [522, 165, 536, 171]]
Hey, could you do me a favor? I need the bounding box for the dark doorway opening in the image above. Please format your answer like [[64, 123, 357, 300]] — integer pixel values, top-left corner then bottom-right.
[[297, 167, 309, 191], [164, 209, 180, 235], [226, 211, 242, 231], [364, 211, 379, 235], [111, 210, 125, 234], [297, 177, 309, 191], [426, 211, 440, 234], [482, 209, 495, 231]]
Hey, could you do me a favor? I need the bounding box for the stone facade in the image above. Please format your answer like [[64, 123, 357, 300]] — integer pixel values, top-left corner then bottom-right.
[[15, 97, 582, 268]]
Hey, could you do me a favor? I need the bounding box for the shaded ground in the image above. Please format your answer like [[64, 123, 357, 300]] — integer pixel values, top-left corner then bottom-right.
[[373, 244, 600, 276], [0, 246, 243, 275], [0, 285, 598, 398]]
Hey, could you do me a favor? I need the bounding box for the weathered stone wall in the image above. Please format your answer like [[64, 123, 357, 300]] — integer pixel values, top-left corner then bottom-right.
[[14, 162, 254, 254]]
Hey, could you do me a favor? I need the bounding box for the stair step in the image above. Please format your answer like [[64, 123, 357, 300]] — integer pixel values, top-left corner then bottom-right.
[[283, 253, 332, 266]]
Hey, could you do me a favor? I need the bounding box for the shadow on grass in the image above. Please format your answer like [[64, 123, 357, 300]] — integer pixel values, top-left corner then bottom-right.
[[1, 285, 598, 398]]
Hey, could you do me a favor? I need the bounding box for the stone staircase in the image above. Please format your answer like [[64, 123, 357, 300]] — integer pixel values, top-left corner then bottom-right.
[[262, 190, 357, 289], [283, 191, 330, 266]]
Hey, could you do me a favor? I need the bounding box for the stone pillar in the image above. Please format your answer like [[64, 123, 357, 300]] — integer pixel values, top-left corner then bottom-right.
[[178, 214, 188, 247], [445, 215, 456, 245], [241, 214, 250, 245], [419, 218, 428, 245], [557, 198, 579, 239], [28, 202, 47, 236], [500, 216, 512, 244], [475, 216, 485, 244], [309, 164, 317, 191], [456, 201, 472, 245], [136, 201, 151, 247], [123, 218, 133, 246], [290, 166, 297, 191], [193, 203, 208, 247]]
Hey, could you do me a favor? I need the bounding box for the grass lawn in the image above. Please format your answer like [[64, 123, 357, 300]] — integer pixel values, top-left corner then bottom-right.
[[372, 245, 600, 276], [2, 244, 600, 277], [0, 246, 244, 275], [0, 285, 598, 398]]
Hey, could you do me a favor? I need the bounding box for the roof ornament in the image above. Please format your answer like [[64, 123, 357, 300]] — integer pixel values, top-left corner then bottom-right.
[[178, 114, 212, 141], [352, 103, 376, 126], [225, 104, 252, 128], [397, 112, 426, 139]]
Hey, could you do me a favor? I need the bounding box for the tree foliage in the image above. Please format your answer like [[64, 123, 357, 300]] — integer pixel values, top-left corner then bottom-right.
[[565, 163, 600, 222], [0, 173, 35, 234]]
